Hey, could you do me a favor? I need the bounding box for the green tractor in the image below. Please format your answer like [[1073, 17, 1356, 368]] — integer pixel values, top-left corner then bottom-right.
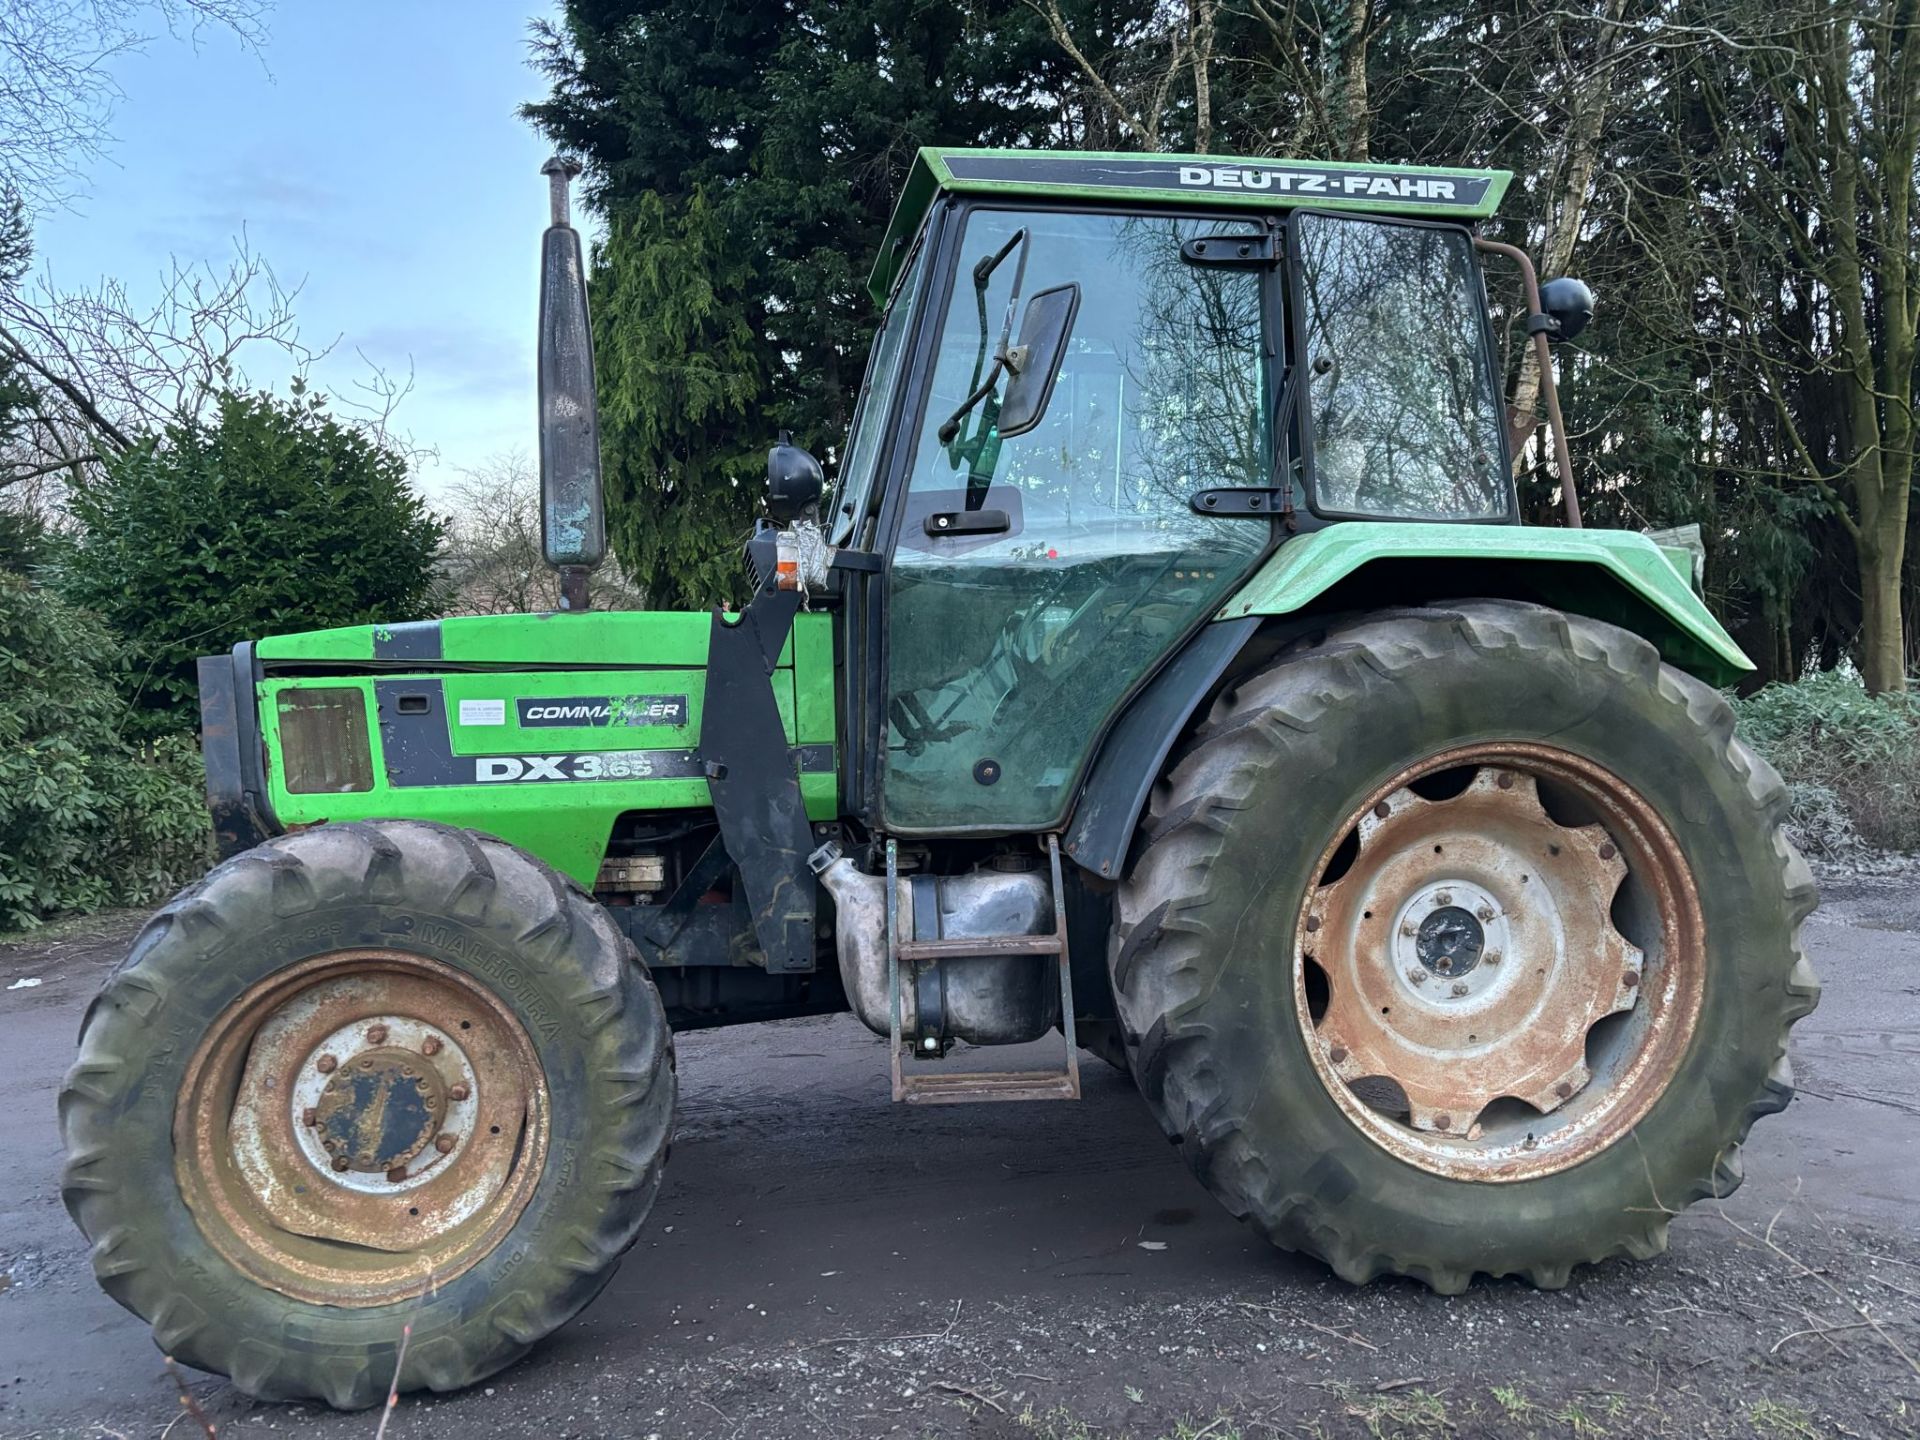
[[61, 149, 1818, 1407]]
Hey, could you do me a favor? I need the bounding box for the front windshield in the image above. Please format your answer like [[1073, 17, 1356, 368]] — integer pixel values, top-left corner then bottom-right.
[[1295, 212, 1510, 519], [830, 234, 931, 545]]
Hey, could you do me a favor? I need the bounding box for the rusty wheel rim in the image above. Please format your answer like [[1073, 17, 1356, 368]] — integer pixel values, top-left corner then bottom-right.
[[175, 951, 549, 1306], [1294, 744, 1704, 1182]]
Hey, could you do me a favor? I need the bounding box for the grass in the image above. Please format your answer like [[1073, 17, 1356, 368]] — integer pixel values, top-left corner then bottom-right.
[[1016, 1404, 1097, 1440], [1490, 1384, 1535, 1421], [1337, 1386, 1455, 1439], [1745, 1399, 1823, 1440]]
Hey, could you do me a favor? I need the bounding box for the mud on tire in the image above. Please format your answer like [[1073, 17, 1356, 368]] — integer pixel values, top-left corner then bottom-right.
[[1110, 601, 1820, 1292], [59, 819, 675, 1407]]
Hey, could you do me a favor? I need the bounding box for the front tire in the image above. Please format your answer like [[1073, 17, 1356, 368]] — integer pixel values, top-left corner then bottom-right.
[[1111, 602, 1819, 1292], [60, 820, 674, 1407]]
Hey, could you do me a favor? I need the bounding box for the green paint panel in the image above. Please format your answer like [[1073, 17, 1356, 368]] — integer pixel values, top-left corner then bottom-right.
[[1219, 523, 1754, 685], [870, 147, 1514, 303], [259, 609, 801, 669], [254, 607, 843, 881]]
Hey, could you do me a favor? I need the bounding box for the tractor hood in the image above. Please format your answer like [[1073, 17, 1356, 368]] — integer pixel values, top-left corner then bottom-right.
[[256, 611, 725, 669], [209, 610, 838, 886]]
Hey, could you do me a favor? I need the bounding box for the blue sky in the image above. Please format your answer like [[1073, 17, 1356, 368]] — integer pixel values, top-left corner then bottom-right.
[[34, 2, 567, 495]]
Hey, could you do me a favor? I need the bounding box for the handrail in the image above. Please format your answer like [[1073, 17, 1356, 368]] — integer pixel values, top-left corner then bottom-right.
[[1475, 237, 1583, 528]]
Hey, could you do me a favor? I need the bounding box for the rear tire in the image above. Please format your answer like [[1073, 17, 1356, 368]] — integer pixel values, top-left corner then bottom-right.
[[60, 820, 674, 1407], [1110, 602, 1818, 1292]]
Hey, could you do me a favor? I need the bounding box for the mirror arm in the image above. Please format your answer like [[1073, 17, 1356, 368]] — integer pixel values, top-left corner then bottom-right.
[[937, 358, 1007, 445], [1474, 236, 1582, 529]]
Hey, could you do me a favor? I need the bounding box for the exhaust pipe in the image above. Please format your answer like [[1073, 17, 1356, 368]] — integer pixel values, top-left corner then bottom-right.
[[537, 156, 607, 611]]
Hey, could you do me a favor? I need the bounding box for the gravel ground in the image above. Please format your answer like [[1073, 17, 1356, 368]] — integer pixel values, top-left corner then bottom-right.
[[0, 862, 1916, 1439]]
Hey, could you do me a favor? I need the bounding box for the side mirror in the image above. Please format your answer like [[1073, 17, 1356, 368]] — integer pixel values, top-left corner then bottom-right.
[[766, 433, 824, 524], [996, 283, 1081, 439], [1539, 277, 1594, 342]]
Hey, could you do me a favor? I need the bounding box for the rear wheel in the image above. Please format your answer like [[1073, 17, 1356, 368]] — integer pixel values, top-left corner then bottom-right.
[[60, 820, 674, 1407], [1111, 602, 1819, 1291]]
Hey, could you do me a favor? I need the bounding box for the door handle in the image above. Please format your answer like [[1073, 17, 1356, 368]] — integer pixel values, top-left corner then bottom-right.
[[924, 509, 1011, 537]]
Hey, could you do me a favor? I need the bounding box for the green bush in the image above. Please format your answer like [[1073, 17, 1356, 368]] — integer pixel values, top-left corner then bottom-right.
[[60, 387, 446, 738], [1732, 670, 1920, 854], [0, 574, 208, 930]]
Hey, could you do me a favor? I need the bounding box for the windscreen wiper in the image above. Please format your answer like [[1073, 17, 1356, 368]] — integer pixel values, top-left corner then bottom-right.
[[936, 228, 1030, 447]]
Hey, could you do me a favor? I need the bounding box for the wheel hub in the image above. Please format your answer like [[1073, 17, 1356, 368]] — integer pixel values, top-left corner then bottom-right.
[[1397, 880, 1507, 986], [1414, 906, 1482, 973], [314, 1046, 449, 1174], [1294, 746, 1701, 1179]]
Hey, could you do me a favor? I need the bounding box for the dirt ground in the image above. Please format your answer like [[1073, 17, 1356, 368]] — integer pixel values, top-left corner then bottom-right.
[[1, 869, 1917, 1440]]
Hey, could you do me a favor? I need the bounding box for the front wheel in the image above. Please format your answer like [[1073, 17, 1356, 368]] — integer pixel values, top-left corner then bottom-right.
[[1111, 602, 1819, 1292], [60, 820, 674, 1407]]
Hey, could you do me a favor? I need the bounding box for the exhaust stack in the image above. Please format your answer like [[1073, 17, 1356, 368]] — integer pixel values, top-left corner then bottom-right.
[[537, 156, 607, 611]]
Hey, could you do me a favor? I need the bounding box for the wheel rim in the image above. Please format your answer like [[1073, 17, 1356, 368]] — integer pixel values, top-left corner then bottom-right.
[[1293, 744, 1704, 1182], [176, 950, 549, 1306]]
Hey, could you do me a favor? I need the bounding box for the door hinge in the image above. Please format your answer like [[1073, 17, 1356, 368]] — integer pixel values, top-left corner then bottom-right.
[[1190, 487, 1291, 516], [1181, 232, 1279, 268]]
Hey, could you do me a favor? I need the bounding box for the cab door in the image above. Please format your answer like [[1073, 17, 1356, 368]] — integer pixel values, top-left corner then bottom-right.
[[881, 207, 1277, 832]]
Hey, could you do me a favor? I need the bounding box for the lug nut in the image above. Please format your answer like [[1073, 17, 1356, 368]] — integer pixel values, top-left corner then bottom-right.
[[315, 1054, 338, 1074], [366, 1023, 389, 1044], [302, 1107, 318, 1127], [1401, 920, 1419, 938], [386, 1165, 409, 1182], [1435, 890, 1453, 906], [1450, 982, 1469, 997], [331, 1156, 351, 1172], [1476, 905, 1495, 922], [449, 1082, 470, 1102], [1406, 968, 1427, 985], [435, 1133, 457, 1154], [1484, 950, 1502, 965], [420, 1036, 443, 1057]]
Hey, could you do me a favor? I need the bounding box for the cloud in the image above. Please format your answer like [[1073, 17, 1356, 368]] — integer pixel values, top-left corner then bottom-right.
[[352, 320, 531, 404]]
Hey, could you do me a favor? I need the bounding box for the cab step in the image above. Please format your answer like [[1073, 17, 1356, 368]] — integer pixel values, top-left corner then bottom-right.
[[885, 834, 1082, 1104]]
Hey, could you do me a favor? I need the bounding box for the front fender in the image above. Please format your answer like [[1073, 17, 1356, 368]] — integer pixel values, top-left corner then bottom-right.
[[1217, 522, 1751, 686]]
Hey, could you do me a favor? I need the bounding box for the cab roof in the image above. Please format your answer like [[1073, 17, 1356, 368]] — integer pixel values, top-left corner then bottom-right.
[[868, 147, 1513, 305]]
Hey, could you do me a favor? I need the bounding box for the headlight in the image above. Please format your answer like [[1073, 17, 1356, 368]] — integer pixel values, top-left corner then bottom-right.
[[275, 687, 374, 794]]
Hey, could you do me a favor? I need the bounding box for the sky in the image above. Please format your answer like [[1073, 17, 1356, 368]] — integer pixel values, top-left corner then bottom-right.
[[34, 2, 568, 497]]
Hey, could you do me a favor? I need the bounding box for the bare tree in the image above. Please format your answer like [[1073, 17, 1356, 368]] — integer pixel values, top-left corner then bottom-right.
[[440, 452, 644, 615], [1025, 0, 1219, 152], [1, 0, 268, 209], [0, 235, 323, 491], [1234, 0, 1381, 161], [1674, 1, 1919, 694]]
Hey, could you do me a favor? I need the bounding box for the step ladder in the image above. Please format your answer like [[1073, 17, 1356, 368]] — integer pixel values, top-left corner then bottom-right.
[[885, 835, 1082, 1104]]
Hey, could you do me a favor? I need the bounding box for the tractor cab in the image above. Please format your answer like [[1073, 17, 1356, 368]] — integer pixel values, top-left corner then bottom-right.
[[823, 152, 1536, 836]]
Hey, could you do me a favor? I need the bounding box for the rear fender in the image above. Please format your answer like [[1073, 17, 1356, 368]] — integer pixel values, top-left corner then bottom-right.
[[1063, 523, 1750, 881]]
